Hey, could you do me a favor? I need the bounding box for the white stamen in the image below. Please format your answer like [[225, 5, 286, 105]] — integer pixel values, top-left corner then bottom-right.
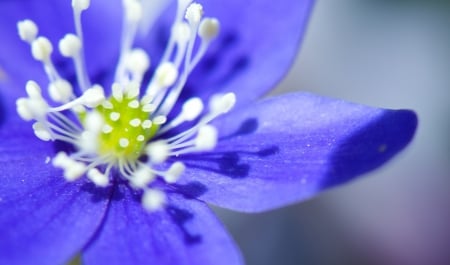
[[102, 101, 114, 109], [64, 160, 86, 181], [154, 62, 178, 88], [31, 37, 53, 62], [181, 97, 204, 121], [123, 0, 143, 22], [25, 80, 42, 99], [52, 152, 70, 168], [199, 18, 220, 40], [210, 92, 236, 114], [112, 83, 123, 101], [185, 3, 204, 25], [54, 152, 87, 181], [59, 34, 82, 57], [84, 111, 104, 133], [72, 0, 91, 12], [78, 131, 99, 154], [87, 168, 109, 187], [153, 115, 167, 125], [142, 104, 156, 113], [137, 135, 145, 141], [146, 140, 169, 163], [16, 98, 33, 121], [164, 162, 185, 183], [81, 85, 105, 107], [32, 122, 52, 141], [48, 79, 73, 103], [130, 166, 154, 188], [125, 82, 141, 99], [195, 125, 218, 150], [175, 22, 191, 45], [17, 20, 38, 43], [142, 189, 166, 211], [126, 49, 150, 77]]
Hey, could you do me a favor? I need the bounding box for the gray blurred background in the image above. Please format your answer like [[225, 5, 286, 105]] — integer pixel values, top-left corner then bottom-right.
[[214, 1, 450, 265]]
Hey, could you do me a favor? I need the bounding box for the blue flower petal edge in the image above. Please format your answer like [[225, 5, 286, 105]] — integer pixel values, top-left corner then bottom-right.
[[177, 92, 417, 212]]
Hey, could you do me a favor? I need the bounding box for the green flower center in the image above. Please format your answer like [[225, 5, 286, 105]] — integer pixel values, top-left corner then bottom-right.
[[85, 95, 159, 161]]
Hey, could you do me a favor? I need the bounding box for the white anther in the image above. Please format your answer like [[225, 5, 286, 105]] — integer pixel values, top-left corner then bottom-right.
[[119, 138, 130, 148], [72, 0, 90, 11], [110, 112, 120, 121], [64, 161, 86, 181], [25, 80, 42, 99], [141, 119, 153, 129], [16, 98, 33, 121], [210, 92, 236, 114], [73, 105, 86, 113], [173, 22, 191, 43], [87, 168, 109, 187], [102, 124, 113, 134], [130, 166, 155, 188], [146, 140, 169, 163], [165, 162, 185, 183], [129, 118, 141, 127], [17, 20, 38, 43], [123, 0, 143, 22], [195, 125, 218, 150], [128, 100, 139, 109], [154, 62, 178, 88], [142, 189, 166, 211], [199, 18, 220, 40], [29, 99, 49, 119], [78, 131, 98, 154], [137, 135, 145, 141], [112, 83, 123, 101], [59, 34, 82, 57], [31, 37, 53, 62], [142, 104, 156, 113], [102, 101, 113, 109], [185, 3, 203, 25], [84, 111, 104, 133], [153, 115, 167, 125], [81, 85, 105, 107], [21, 86, 48, 118], [126, 49, 150, 75], [32, 122, 52, 141], [181, 97, 203, 121], [48, 79, 73, 102], [125, 82, 140, 99], [52, 152, 70, 168]]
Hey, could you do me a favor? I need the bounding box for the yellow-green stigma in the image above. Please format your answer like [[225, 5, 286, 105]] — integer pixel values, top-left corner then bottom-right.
[[92, 94, 159, 161]]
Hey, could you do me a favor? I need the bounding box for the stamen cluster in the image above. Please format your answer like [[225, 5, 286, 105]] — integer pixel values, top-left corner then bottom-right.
[[15, 0, 235, 211]]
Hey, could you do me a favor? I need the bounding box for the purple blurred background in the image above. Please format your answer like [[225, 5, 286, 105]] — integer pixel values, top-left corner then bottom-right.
[[214, 1, 450, 265]]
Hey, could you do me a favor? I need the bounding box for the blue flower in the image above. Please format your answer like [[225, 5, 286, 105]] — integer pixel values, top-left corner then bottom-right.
[[0, 0, 417, 264]]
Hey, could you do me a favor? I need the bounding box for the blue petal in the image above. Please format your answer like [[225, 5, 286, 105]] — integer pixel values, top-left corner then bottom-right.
[[83, 185, 243, 265], [0, 0, 122, 96], [191, 0, 314, 105], [174, 92, 417, 212], [138, 0, 315, 107], [0, 120, 112, 265]]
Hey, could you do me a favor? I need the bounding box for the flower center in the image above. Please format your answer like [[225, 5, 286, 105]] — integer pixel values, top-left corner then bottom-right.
[[15, 0, 235, 211], [88, 93, 159, 161]]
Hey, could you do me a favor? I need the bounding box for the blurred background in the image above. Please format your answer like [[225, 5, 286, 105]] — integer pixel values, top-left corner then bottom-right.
[[214, 1, 450, 265]]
